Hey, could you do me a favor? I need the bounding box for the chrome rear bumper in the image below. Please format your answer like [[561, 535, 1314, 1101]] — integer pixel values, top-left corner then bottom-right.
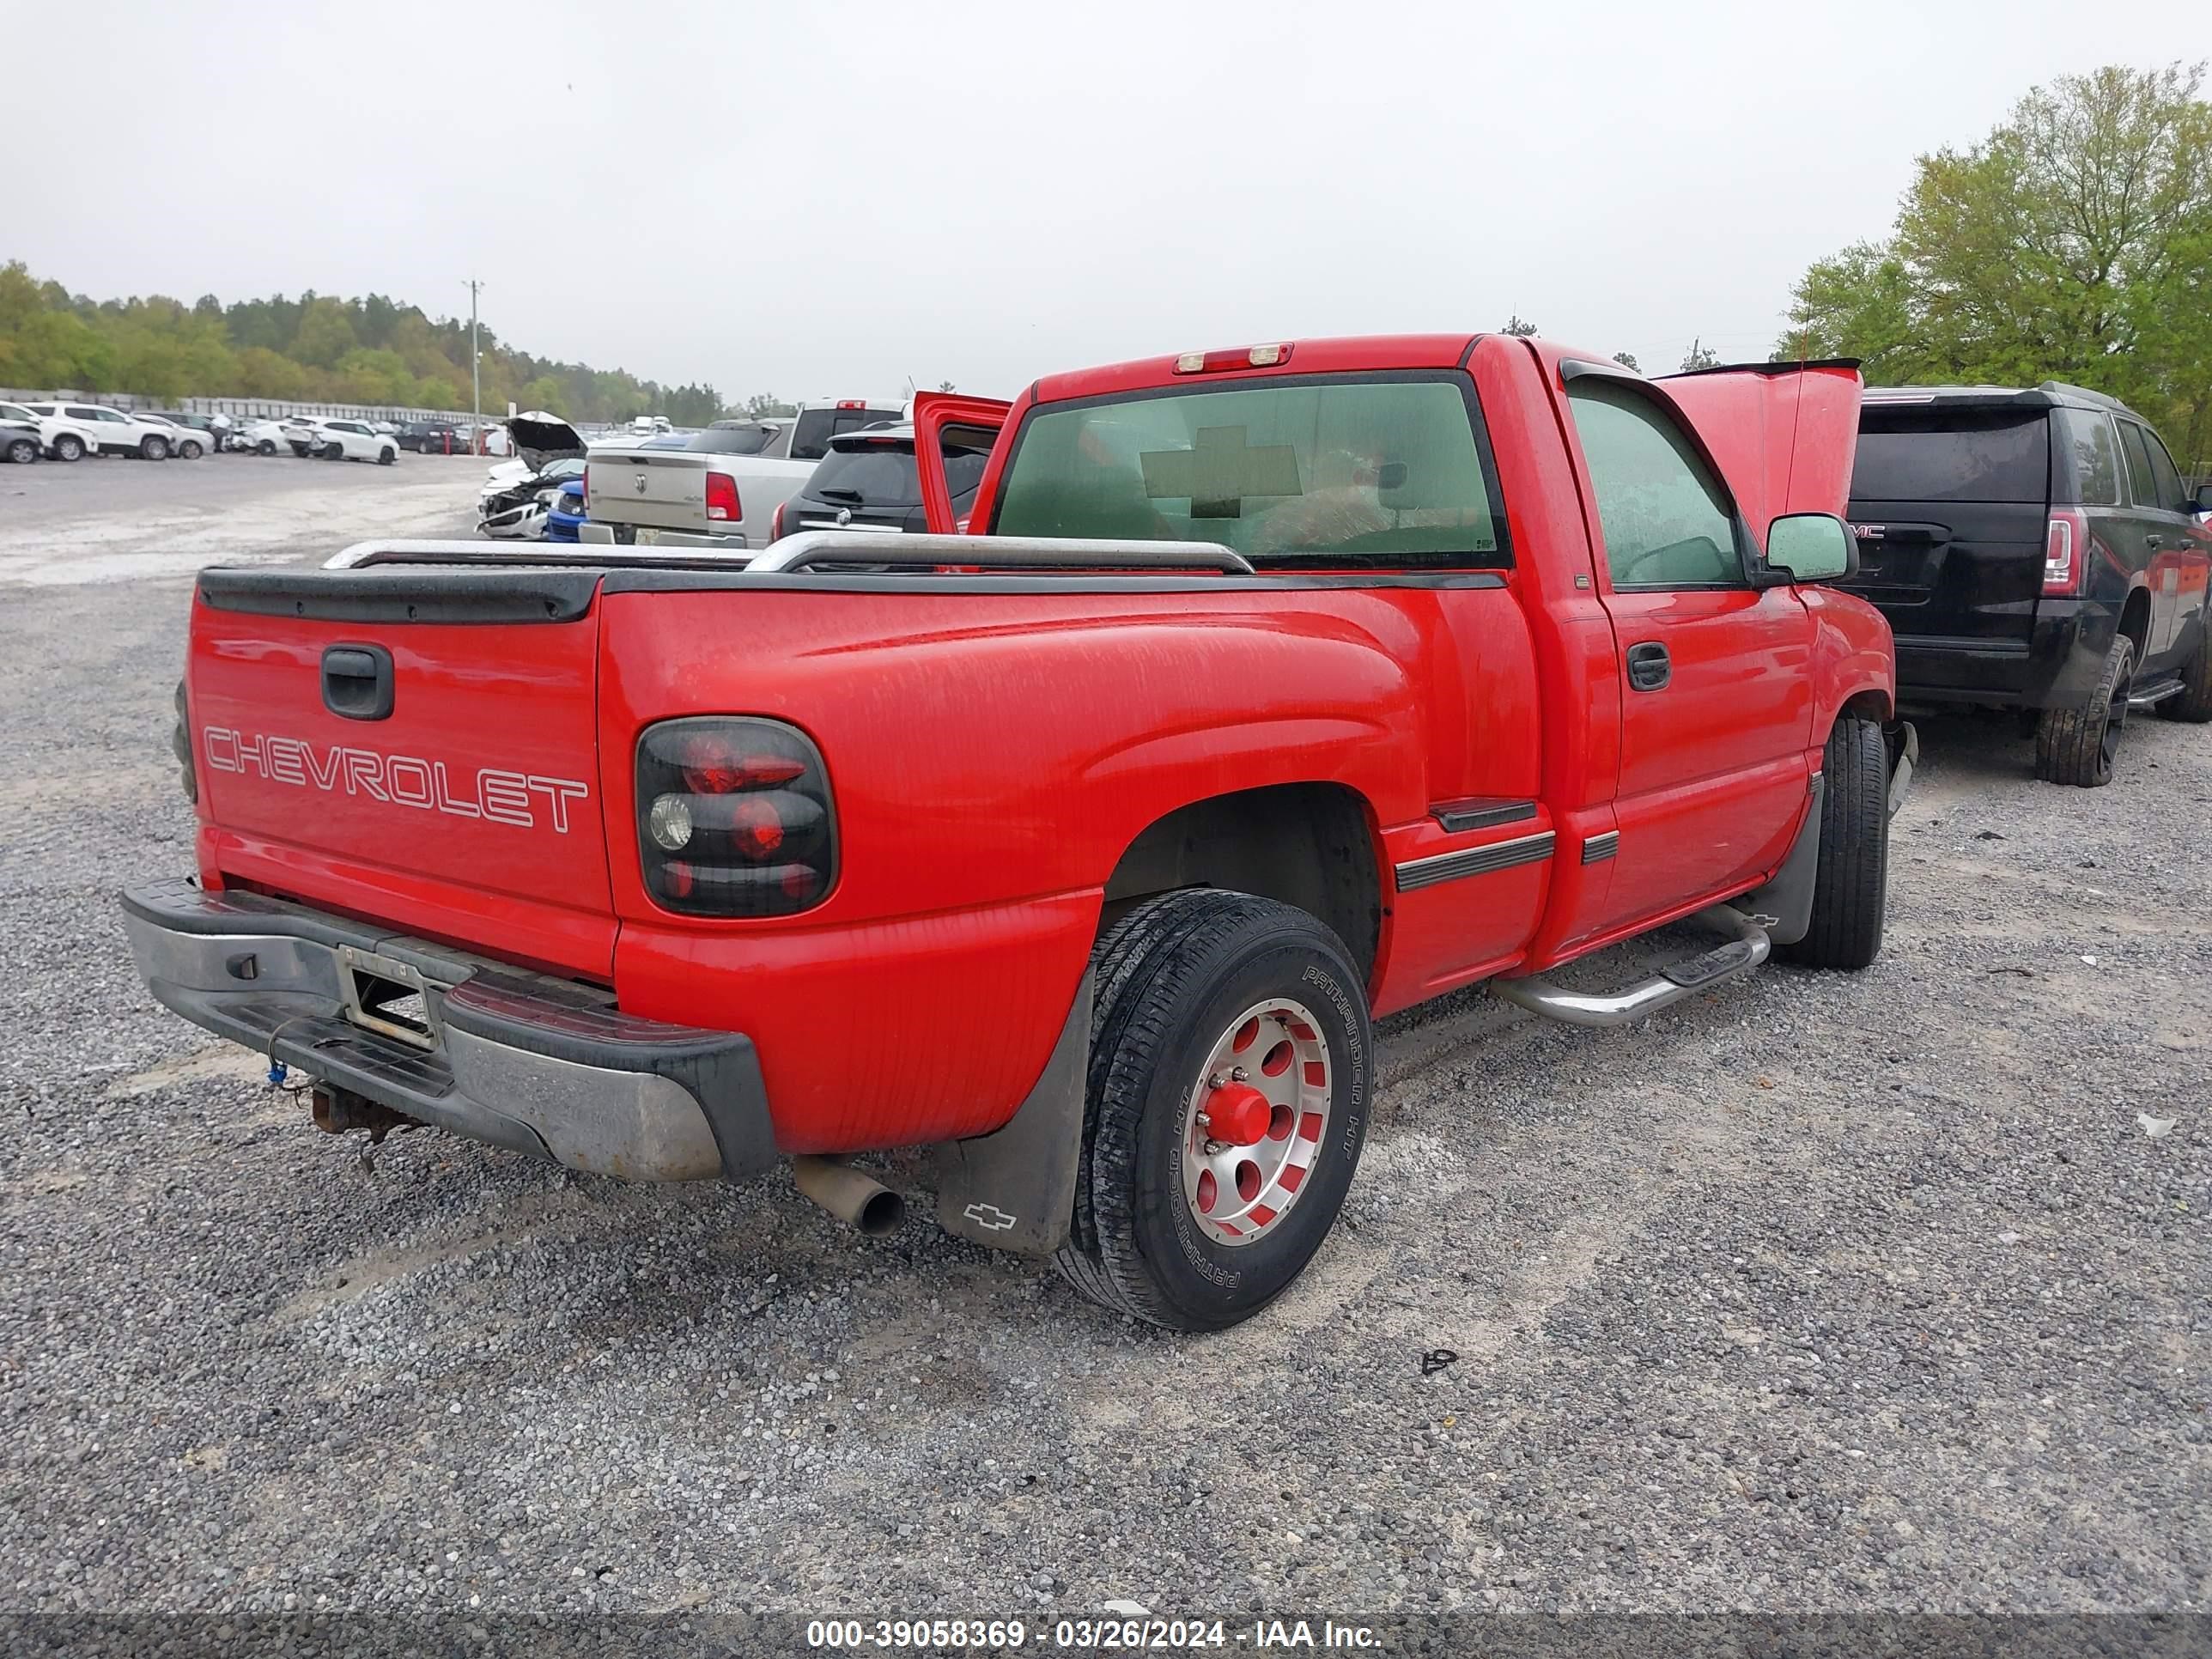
[[119, 878, 775, 1182]]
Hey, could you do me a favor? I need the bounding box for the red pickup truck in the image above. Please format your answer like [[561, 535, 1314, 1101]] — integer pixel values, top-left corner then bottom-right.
[[126, 334, 1910, 1331]]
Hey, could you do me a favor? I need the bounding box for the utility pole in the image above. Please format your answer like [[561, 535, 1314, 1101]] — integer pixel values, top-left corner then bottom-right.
[[464, 277, 483, 440]]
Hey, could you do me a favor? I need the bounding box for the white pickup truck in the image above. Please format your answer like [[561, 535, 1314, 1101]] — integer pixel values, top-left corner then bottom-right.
[[580, 398, 903, 551]]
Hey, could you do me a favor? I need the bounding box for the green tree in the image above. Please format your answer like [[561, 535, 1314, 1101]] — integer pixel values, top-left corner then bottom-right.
[[1782, 61, 2212, 465], [1612, 351, 1640, 372], [1501, 315, 1539, 337], [1679, 339, 1720, 371]]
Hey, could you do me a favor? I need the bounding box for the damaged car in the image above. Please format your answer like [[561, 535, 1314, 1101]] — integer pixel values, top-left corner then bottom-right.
[[477, 411, 587, 539]]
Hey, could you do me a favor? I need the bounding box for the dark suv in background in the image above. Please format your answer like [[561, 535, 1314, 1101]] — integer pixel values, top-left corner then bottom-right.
[[770, 422, 993, 540], [1843, 382, 2212, 786]]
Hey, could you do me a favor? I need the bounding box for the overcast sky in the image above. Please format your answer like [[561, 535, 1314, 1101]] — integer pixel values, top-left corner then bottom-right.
[[3, 0, 2200, 404]]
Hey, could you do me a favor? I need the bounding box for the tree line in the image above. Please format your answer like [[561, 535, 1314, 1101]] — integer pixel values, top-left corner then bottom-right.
[[1781, 62, 2211, 471], [0, 262, 741, 426]]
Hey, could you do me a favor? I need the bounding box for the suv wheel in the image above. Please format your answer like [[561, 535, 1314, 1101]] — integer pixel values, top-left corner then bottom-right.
[[4, 437, 36, 465], [378, 447, 396, 465], [140, 434, 169, 461], [178, 438, 203, 459], [52, 434, 83, 462], [2155, 623, 2212, 724], [1777, 716, 1889, 970], [2035, 633, 2135, 787], [1054, 890, 1372, 1332]]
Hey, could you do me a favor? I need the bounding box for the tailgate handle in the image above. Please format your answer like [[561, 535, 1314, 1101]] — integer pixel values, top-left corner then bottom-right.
[[322, 644, 393, 721]]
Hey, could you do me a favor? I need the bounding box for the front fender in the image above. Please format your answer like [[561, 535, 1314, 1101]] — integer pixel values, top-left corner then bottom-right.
[[1800, 585, 1895, 731]]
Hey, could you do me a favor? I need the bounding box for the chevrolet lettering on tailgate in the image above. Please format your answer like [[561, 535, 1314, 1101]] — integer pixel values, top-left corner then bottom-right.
[[201, 726, 590, 832]]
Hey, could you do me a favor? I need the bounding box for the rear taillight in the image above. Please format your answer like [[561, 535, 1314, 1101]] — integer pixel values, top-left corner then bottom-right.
[[771, 499, 787, 541], [579, 471, 588, 509], [705, 471, 741, 523], [2044, 509, 2087, 596], [836, 399, 866, 410], [635, 719, 835, 917]]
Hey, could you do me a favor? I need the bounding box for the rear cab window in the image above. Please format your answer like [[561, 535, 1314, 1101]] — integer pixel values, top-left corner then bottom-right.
[[990, 373, 1506, 569], [1850, 409, 2051, 505], [686, 423, 779, 457]]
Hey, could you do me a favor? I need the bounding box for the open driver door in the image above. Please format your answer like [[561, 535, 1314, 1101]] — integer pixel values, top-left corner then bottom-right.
[[911, 392, 1013, 535]]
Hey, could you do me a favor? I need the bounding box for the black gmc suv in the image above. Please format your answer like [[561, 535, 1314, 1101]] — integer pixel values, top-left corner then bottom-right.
[[1843, 383, 2212, 786]]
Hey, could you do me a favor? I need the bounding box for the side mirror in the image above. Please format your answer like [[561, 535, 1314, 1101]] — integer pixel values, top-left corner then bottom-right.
[[1766, 513, 1856, 583], [2193, 482, 2212, 514]]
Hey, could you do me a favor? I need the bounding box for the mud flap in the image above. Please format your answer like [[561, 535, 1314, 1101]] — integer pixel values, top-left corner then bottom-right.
[[929, 972, 1091, 1255], [1737, 773, 1823, 946]]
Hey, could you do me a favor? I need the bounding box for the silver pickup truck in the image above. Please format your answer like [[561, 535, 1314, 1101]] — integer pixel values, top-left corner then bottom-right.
[[581, 399, 903, 551]]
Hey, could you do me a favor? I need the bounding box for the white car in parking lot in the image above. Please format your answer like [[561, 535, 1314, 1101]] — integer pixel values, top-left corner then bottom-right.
[[297, 417, 400, 465], [18, 401, 181, 460], [137, 414, 212, 459]]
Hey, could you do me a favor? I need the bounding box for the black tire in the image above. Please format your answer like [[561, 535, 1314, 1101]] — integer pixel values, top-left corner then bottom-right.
[[1054, 890, 1373, 1332], [289, 444, 309, 458], [258, 440, 277, 456], [4, 437, 36, 465], [140, 435, 168, 461], [2155, 622, 2212, 723], [2035, 632, 2135, 787], [321, 441, 344, 460], [178, 438, 203, 459], [52, 434, 83, 462], [1777, 715, 1889, 971], [377, 447, 396, 465]]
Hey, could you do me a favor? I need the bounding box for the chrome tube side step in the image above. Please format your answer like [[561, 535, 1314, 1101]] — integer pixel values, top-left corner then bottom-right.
[[1491, 906, 1772, 1029]]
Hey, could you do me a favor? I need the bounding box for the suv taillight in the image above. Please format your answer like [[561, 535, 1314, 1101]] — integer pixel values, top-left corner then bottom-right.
[[635, 718, 836, 917], [2043, 509, 2087, 596], [771, 499, 787, 541], [704, 471, 741, 523]]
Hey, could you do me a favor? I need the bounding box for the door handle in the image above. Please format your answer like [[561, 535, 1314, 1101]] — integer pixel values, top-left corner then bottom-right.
[[2147, 533, 2164, 549], [1626, 641, 1671, 691]]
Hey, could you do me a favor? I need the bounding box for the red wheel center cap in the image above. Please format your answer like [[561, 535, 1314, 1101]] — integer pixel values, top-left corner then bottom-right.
[[1202, 1082, 1272, 1146]]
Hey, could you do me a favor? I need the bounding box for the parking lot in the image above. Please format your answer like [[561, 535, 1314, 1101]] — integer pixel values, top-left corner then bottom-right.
[[1, 465, 2206, 1619]]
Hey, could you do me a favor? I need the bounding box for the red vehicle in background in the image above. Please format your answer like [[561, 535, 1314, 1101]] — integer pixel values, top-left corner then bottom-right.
[[127, 333, 1909, 1331]]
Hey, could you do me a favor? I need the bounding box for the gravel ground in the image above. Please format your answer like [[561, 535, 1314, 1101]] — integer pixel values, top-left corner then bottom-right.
[[1, 470, 2206, 1629]]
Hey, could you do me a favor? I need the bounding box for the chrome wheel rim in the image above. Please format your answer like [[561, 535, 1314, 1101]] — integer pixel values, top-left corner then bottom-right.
[[1180, 996, 1332, 1247]]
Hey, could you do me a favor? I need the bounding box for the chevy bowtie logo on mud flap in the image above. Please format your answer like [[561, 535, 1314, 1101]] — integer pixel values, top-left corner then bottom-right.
[[962, 1202, 1018, 1231], [202, 727, 589, 832]]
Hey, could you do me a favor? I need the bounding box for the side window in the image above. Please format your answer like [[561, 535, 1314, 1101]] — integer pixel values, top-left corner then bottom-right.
[[66, 405, 103, 421], [2132, 423, 2185, 514], [2054, 409, 2121, 506], [2117, 422, 2161, 507], [1565, 380, 1741, 588]]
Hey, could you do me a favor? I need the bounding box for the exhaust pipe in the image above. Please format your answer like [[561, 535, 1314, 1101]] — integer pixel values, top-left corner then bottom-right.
[[792, 1156, 904, 1237]]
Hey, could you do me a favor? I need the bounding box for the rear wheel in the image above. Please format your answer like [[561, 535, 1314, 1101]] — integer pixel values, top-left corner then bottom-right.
[[4, 437, 36, 465], [2156, 623, 2212, 723], [140, 434, 169, 461], [1054, 890, 1372, 1332], [2035, 633, 2134, 787], [178, 438, 204, 459], [52, 434, 83, 462], [321, 441, 345, 460], [258, 439, 277, 456], [1777, 715, 1888, 970], [377, 446, 396, 465]]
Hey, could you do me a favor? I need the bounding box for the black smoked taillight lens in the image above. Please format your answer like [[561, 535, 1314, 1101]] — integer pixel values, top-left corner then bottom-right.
[[635, 718, 836, 917]]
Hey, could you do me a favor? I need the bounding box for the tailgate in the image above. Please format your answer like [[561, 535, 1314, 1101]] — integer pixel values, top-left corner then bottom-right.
[[584, 449, 711, 533], [185, 566, 618, 979]]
